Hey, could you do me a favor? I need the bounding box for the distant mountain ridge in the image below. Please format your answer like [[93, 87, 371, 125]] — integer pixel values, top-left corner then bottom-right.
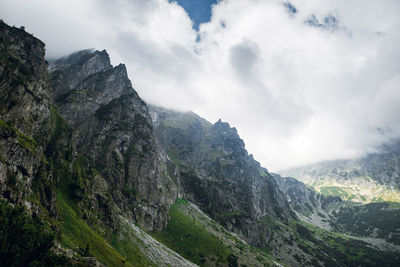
[[1, 20, 399, 266], [149, 105, 295, 246], [275, 143, 400, 250], [279, 141, 400, 203], [272, 173, 400, 250], [0, 21, 288, 266]]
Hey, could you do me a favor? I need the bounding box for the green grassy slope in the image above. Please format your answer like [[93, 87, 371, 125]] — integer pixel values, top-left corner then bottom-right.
[[265, 215, 400, 267], [56, 192, 132, 267], [152, 199, 279, 267]]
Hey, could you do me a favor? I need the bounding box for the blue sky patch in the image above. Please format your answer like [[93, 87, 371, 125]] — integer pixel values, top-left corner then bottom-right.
[[170, 0, 218, 31], [284, 2, 297, 17], [305, 14, 339, 31]]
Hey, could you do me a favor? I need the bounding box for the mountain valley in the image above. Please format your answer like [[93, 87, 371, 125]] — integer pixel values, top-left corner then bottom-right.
[[0, 20, 399, 267], [274, 146, 400, 251]]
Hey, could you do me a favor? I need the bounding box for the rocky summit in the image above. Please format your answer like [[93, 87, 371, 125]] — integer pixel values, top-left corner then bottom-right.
[[150, 106, 294, 247], [49, 48, 180, 232], [1, 20, 399, 266]]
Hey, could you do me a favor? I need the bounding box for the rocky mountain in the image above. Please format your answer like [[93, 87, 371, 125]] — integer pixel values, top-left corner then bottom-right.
[[150, 106, 294, 247], [276, 141, 400, 249], [272, 173, 339, 228], [149, 107, 400, 266], [0, 19, 54, 213], [1, 20, 399, 266], [0, 21, 279, 266], [49, 48, 181, 231], [0, 21, 188, 266], [272, 172, 400, 250], [279, 141, 400, 203]]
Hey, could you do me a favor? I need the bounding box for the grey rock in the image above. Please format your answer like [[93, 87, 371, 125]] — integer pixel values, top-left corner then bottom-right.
[[51, 51, 180, 231], [0, 21, 53, 210], [150, 105, 295, 247], [49, 49, 112, 99], [280, 140, 400, 189]]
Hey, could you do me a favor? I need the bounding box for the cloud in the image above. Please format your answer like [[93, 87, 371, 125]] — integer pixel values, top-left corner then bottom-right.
[[229, 39, 260, 77], [1, 0, 399, 171]]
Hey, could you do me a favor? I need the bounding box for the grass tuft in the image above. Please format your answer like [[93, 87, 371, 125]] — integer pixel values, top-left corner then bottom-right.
[[56, 191, 131, 267], [151, 199, 231, 265]]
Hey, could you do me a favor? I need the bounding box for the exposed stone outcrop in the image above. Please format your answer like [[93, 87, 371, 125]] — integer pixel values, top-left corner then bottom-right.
[[280, 140, 400, 190], [0, 22, 53, 212], [49, 49, 112, 99], [0, 19, 180, 234], [51, 50, 180, 230], [2, 20, 400, 267], [150, 106, 295, 247]]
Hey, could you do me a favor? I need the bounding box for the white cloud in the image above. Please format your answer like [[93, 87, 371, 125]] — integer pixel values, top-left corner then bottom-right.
[[1, 0, 399, 171]]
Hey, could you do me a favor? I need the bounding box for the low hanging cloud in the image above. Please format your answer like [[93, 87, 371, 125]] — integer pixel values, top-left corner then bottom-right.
[[1, 0, 399, 171]]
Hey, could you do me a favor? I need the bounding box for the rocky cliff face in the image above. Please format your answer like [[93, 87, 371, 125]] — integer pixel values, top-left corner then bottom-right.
[[49, 49, 112, 99], [3, 20, 399, 267], [149, 107, 400, 265], [0, 22, 54, 212], [273, 173, 400, 249], [277, 145, 400, 246], [280, 140, 400, 191], [0, 21, 192, 266], [150, 106, 294, 247], [49, 50, 180, 231], [272, 173, 343, 228]]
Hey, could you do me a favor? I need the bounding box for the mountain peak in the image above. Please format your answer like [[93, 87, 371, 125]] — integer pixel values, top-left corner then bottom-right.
[[50, 49, 114, 99], [212, 119, 241, 139], [53, 48, 94, 65], [115, 63, 128, 77], [52, 48, 111, 69], [213, 118, 230, 129]]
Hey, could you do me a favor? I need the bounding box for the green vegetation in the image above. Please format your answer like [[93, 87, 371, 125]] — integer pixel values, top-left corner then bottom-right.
[[46, 105, 71, 156], [17, 133, 37, 152], [387, 202, 400, 209], [151, 199, 232, 265], [268, 217, 400, 266], [308, 177, 400, 203], [0, 118, 11, 130], [0, 42, 33, 87], [200, 145, 227, 160], [320, 186, 350, 198], [4, 23, 399, 267], [0, 118, 37, 153], [122, 185, 137, 200], [0, 200, 70, 266], [56, 192, 131, 267], [221, 210, 241, 217], [42, 105, 147, 266], [296, 203, 313, 218], [161, 113, 211, 131], [219, 158, 236, 166], [161, 120, 179, 129], [111, 223, 155, 267], [332, 202, 400, 244], [166, 151, 187, 168]]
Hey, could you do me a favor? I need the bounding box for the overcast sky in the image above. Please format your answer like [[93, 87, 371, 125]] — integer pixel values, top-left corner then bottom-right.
[[1, 0, 400, 171]]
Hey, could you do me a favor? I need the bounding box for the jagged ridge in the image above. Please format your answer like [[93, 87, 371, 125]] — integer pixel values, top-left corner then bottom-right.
[[1, 20, 400, 267]]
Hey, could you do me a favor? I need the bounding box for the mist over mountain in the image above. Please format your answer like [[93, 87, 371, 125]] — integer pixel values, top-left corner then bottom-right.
[[279, 139, 400, 201], [1, 20, 400, 267], [2, 0, 400, 171], [274, 140, 400, 254]]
